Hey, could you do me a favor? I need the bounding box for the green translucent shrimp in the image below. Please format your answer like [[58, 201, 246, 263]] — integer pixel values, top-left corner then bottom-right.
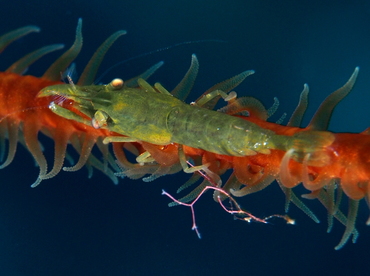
[[38, 56, 335, 163]]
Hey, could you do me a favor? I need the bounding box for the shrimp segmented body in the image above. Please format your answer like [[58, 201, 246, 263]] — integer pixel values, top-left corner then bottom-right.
[[39, 57, 334, 162]]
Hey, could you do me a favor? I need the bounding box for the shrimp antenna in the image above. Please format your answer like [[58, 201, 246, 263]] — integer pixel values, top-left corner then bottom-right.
[[95, 39, 227, 83]]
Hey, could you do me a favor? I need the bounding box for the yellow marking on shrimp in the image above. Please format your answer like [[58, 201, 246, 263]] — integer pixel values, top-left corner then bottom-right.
[[112, 102, 128, 112]]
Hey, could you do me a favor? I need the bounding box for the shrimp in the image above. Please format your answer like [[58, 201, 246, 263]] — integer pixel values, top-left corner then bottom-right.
[[38, 55, 335, 171]]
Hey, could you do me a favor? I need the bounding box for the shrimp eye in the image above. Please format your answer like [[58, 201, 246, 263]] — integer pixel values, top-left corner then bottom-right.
[[108, 78, 124, 90], [92, 110, 110, 129]]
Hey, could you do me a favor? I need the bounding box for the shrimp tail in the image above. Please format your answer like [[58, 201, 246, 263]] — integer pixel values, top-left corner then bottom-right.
[[282, 130, 335, 166]]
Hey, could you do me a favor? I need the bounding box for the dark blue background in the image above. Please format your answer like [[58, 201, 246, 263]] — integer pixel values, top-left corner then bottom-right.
[[0, 1, 369, 275]]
